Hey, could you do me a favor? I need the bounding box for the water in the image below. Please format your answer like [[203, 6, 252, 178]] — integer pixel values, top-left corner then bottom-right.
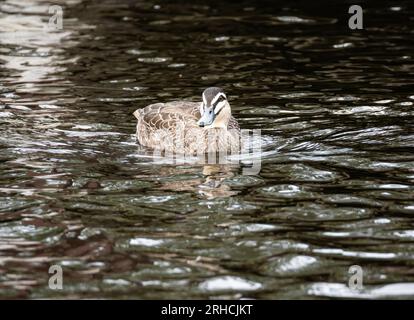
[[0, 0, 413, 299]]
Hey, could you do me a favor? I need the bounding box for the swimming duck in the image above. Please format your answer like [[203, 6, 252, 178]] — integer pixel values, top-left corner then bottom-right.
[[133, 87, 241, 155]]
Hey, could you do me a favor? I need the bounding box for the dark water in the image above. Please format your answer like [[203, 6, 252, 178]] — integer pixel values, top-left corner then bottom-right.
[[1, 0, 414, 299]]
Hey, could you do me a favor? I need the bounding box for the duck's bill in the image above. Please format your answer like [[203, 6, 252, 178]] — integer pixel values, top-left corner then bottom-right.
[[197, 106, 215, 127]]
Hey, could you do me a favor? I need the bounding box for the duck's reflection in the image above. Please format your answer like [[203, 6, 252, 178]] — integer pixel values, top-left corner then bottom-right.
[[153, 163, 239, 199], [198, 165, 239, 198]]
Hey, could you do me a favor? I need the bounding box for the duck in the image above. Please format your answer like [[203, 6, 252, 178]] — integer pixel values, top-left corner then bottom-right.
[[133, 87, 241, 155]]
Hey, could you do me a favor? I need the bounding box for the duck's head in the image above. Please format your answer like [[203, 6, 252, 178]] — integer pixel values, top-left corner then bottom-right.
[[198, 87, 231, 129]]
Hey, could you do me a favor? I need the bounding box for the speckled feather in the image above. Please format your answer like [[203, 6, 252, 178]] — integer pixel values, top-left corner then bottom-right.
[[134, 101, 240, 154]]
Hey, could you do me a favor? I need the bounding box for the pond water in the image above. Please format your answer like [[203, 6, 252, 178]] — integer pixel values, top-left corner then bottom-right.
[[0, 0, 413, 299]]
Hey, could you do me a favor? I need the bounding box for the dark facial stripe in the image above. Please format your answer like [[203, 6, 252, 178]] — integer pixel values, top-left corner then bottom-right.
[[213, 99, 226, 115], [212, 96, 225, 109]]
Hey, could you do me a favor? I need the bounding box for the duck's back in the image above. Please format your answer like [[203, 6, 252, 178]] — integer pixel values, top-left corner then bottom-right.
[[134, 101, 199, 147], [142, 101, 200, 122]]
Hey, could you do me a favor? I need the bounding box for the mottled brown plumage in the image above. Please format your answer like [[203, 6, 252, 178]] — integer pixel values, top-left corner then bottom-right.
[[133, 100, 241, 155]]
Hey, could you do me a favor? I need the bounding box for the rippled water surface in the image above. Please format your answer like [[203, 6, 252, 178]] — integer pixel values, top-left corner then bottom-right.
[[1, 0, 414, 299]]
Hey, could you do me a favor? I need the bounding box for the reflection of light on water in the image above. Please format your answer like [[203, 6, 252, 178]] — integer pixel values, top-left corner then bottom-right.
[[0, 0, 84, 87], [308, 282, 414, 299], [129, 238, 167, 247], [199, 276, 262, 292]]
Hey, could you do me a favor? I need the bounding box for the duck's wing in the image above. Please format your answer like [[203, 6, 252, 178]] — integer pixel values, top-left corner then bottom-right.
[[146, 101, 240, 130], [134, 101, 202, 149], [133, 100, 239, 139], [133, 101, 200, 130], [161, 101, 201, 119]]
